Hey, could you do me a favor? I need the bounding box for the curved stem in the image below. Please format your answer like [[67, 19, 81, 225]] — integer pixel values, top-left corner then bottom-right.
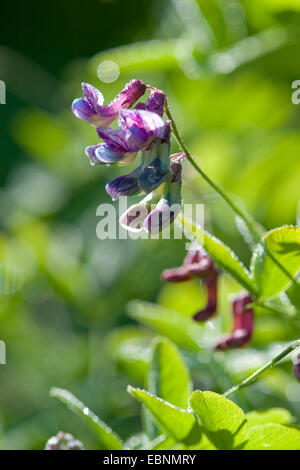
[[165, 100, 297, 286], [223, 340, 300, 398], [165, 100, 263, 242]]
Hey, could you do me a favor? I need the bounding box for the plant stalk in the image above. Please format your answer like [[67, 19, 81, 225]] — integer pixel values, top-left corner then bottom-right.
[[165, 100, 297, 286], [223, 340, 300, 398], [165, 100, 263, 242]]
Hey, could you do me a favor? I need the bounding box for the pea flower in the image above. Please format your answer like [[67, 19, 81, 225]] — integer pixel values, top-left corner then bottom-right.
[[85, 109, 169, 166], [44, 431, 84, 450], [292, 355, 300, 381], [143, 157, 182, 234], [119, 189, 161, 231], [215, 292, 254, 350], [72, 79, 146, 127], [73, 81, 184, 232], [138, 88, 166, 116], [162, 246, 219, 321], [98, 90, 170, 200]]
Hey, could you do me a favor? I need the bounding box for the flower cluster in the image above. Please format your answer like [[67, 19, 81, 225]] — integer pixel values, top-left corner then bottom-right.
[[162, 246, 219, 321], [72, 80, 183, 234], [214, 292, 254, 350]]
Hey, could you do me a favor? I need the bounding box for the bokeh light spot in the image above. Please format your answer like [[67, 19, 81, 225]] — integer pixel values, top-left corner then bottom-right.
[[97, 60, 120, 83]]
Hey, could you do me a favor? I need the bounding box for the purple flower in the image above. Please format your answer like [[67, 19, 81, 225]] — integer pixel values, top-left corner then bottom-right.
[[119, 190, 161, 232], [119, 108, 170, 146], [105, 166, 141, 200], [138, 140, 171, 193], [143, 159, 182, 234], [143, 198, 182, 234], [86, 110, 169, 166], [95, 127, 141, 164], [72, 79, 146, 127], [44, 431, 83, 450], [215, 292, 254, 350], [293, 355, 300, 381], [145, 89, 166, 116], [85, 142, 136, 166], [73, 81, 184, 222], [105, 149, 151, 199]]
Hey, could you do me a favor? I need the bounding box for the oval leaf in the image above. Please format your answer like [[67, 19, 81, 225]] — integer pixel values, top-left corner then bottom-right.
[[189, 391, 248, 450], [251, 226, 300, 299], [245, 423, 300, 450], [246, 408, 293, 427], [148, 337, 192, 409], [128, 386, 195, 442]]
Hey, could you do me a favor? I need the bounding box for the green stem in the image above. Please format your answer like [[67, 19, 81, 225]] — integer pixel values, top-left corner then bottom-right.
[[223, 340, 300, 398], [165, 100, 297, 286], [254, 301, 293, 318], [165, 100, 262, 243]]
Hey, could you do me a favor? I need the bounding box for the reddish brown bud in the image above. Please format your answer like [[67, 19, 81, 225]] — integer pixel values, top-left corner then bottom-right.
[[193, 276, 218, 322], [214, 292, 254, 350]]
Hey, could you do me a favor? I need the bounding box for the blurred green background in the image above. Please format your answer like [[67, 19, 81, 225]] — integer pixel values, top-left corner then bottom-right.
[[0, 0, 300, 449]]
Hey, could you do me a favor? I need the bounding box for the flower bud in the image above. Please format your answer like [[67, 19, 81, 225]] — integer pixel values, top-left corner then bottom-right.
[[214, 292, 254, 350], [146, 89, 166, 116], [143, 161, 182, 234], [72, 80, 146, 127], [193, 276, 218, 321], [119, 190, 160, 232]]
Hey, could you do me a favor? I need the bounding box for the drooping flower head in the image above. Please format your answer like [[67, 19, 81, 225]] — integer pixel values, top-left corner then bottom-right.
[[72, 79, 146, 127], [214, 292, 254, 350], [72, 81, 183, 233], [94, 90, 171, 206], [162, 246, 219, 321]]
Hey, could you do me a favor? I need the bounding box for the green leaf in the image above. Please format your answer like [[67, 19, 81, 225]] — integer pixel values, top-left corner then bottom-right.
[[128, 386, 195, 442], [246, 408, 293, 426], [148, 338, 192, 409], [245, 424, 300, 450], [189, 391, 248, 450], [182, 218, 256, 294], [148, 435, 176, 450], [251, 226, 300, 299], [50, 388, 123, 450], [127, 301, 203, 351]]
